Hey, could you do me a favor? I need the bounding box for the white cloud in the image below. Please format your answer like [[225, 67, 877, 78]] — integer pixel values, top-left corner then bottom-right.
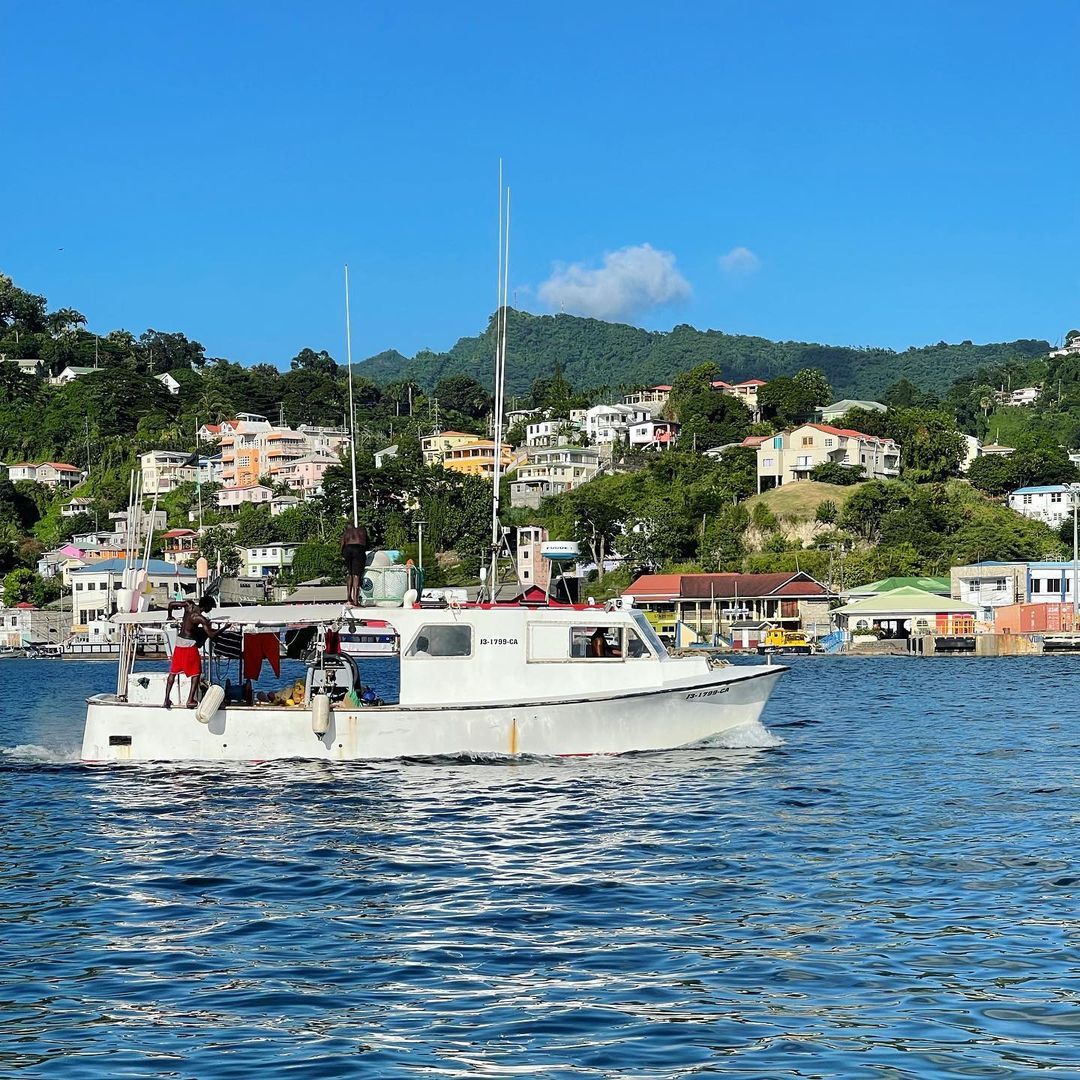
[[537, 243, 691, 322], [719, 246, 761, 276]]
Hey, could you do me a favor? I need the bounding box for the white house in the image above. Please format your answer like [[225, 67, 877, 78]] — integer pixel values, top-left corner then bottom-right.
[[1007, 485, 1076, 529], [7, 462, 85, 489], [61, 497, 95, 518], [525, 418, 579, 447], [374, 444, 399, 468], [50, 365, 96, 385], [583, 404, 646, 444], [216, 484, 273, 510], [996, 386, 1041, 407], [509, 445, 601, 509], [950, 561, 1028, 621], [959, 434, 982, 473], [70, 557, 197, 627], [140, 450, 196, 495], [157, 372, 181, 395], [270, 494, 301, 517], [1026, 561, 1080, 605], [0, 356, 43, 377], [240, 542, 300, 578], [629, 420, 679, 449]]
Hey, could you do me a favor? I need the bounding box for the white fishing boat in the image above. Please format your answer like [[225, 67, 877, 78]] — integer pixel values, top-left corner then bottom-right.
[[80, 598, 785, 762]]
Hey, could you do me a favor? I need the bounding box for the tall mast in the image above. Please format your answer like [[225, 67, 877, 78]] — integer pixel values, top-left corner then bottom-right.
[[344, 264, 359, 527], [489, 182, 512, 590]]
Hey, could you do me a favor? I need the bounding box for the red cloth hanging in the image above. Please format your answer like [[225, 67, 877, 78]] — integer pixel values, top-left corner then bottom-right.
[[325, 629, 341, 654], [243, 632, 281, 680]]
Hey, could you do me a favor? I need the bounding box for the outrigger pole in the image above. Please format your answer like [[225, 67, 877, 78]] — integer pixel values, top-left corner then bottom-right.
[[344, 264, 359, 527]]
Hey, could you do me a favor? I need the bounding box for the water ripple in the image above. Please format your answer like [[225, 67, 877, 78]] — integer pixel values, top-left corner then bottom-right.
[[2, 656, 1080, 1076]]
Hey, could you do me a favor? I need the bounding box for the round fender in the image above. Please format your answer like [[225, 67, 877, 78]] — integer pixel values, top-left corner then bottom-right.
[[196, 683, 225, 724], [311, 694, 330, 736]]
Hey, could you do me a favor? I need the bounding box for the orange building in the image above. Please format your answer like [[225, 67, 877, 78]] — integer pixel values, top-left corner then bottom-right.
[[421, 430, 481, 467], [442, 440, 515, 478]]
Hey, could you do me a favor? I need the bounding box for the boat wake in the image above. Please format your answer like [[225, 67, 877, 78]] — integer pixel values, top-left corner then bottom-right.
[[0, 743, 82, 765], [694, 719, 784, 750]]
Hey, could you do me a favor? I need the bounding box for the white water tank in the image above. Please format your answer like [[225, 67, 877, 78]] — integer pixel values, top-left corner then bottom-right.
[[540, 541, 580, 562]]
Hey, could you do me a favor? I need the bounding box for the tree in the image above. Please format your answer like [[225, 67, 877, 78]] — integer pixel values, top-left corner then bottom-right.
[[2, 568, 39, 606], [197, 526, 241, 577], [757, 370, 831, 426], [966, 454, 1018, 496], [815, 500, 839, 524], [290, 347, 338, 377], [434, 375, 492, 420], [810, 461, 864, 485], [671, 391, 751, 451]]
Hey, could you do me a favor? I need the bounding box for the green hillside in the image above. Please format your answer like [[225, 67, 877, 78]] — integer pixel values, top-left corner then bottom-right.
[[358, 309, 1049, 401]]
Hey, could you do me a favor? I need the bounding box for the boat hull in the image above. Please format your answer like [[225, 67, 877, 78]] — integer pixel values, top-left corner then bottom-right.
[[81, 666, 784, 762]]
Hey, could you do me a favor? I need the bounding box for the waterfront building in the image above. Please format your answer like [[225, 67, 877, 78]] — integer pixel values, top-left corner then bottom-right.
[[830, 586, 978, 639], [625, 571, 834, 641], [1007, 485, 1075, 529], [70, 558, 197, 627], [844, 576, 952, 601], [756, 424, 900, 491], [1025, 561, 1080, 605], [0, 604, 69, 648], [509, 445, 600, 509], [950, 561, 1028, 621], [240, 543, 300, 578]]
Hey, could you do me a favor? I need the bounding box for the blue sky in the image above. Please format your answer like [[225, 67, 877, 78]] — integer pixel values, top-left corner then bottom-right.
[[3, 1, 1079, 370]]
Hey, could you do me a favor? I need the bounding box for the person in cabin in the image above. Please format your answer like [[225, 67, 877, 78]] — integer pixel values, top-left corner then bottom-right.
[[412, 634, 431, 657], [341, 523, 370, 607], [589, 628, 621, 658], [164, 596, 223, 709]]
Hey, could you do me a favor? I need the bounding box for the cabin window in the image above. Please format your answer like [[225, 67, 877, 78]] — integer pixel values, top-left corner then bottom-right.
[[406, 624, 472, 657], [624, 627, 650, 659], [570, 626, 623, 659]]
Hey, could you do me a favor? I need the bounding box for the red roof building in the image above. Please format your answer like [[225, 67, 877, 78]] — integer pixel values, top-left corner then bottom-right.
[[626, 571, 835, 642]]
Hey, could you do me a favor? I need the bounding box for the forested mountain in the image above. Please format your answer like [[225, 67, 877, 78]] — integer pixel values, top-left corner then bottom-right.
[[357, 309, 1049, 402]]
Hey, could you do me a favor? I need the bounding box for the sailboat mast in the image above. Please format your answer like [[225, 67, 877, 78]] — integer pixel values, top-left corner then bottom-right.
[[344, 264, 359, 528], [489, 166, 511, 586]]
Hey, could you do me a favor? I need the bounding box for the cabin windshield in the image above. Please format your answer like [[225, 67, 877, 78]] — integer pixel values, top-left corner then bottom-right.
[[632, 611, 669, 657], [406, 624, 472, 657]]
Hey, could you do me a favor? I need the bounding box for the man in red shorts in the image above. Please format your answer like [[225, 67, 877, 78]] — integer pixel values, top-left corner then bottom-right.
[[164, 595, 222, 709]]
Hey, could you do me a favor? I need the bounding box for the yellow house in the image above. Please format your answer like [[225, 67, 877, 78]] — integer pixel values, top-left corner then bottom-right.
[[421, 430, 481, 467], [442, 439, 515, 478]]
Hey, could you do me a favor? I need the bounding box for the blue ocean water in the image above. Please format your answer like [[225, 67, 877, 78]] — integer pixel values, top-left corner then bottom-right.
[[1, 655, 1079, 1078]]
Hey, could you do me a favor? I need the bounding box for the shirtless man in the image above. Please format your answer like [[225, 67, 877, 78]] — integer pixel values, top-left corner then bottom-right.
[[341, 523, 369, 608], [164, 595, 222, 709]]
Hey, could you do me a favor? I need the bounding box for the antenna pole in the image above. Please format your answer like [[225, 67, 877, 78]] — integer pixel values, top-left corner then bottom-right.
[[345, 264, 359, 527]]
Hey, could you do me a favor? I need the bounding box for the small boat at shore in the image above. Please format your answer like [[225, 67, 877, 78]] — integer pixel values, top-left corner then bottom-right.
[[81, 599, 785, 762]]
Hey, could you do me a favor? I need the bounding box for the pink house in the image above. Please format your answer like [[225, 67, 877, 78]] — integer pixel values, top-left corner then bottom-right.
[[216, 484, 272, 509], [275, 453, 340, 493]]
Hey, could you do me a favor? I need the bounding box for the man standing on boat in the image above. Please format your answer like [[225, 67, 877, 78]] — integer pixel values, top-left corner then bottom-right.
[[341, 523, 369, 608], [164, 596, 222, 709]]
